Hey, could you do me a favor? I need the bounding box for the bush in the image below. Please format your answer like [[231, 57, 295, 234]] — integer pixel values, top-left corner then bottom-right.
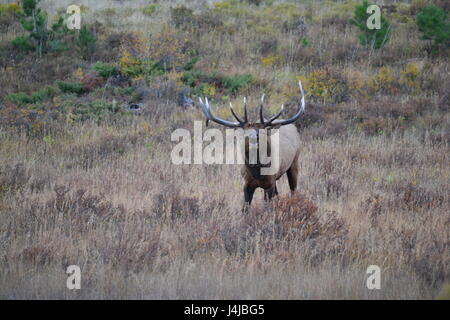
[[0, 3, 20, 27], [119, 55, 164, 79], [92, 62, 119, 78], [12, 0, 69, 56], [300, 69, 349, 104], [368, 66, 396, 94], [81, 73, 105, 91], [170, 5, 195, 29], [142, 4, 158, 17], [416, 5, 450, 48], [5, 92, 34, 105], [0, 3, 21, 16], [5, 86, 59, 105], [170, 5, 224, 32], [222, 73, 254, 94], [399, 63, 420, 91], [11, 36, 34, 53], [56, 80, 86, 94], [76, 25, 96, 60], [350, 0, 391, 49], [77, 99, 120, 121], [181, 70, 253, 96], [148, 25, 190, 71]]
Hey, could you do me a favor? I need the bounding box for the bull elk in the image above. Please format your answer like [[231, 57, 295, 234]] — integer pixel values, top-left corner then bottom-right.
[[199, 82, 305, 209]]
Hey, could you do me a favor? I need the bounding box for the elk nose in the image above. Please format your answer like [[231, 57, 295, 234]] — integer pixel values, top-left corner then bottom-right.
[[247, 130, 258, 148]]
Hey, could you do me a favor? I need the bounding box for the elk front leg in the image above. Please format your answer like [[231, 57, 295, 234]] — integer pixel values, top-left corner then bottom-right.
[[243, 184, 256, 213]]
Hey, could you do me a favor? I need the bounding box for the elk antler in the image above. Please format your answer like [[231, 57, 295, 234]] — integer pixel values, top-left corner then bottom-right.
[[199, 97, 242, 127], [267, 81, 305, 126], [199, 81, 305, 127]]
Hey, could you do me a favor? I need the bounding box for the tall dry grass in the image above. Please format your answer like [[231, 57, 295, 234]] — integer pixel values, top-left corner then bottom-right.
[[0, 114, 448, 299]]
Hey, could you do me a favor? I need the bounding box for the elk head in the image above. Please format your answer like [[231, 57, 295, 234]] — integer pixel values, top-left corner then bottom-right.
[[198, 81, 305, 167]]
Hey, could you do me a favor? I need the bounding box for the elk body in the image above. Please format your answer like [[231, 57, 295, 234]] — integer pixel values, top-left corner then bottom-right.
[[199, 82, 305, 208]]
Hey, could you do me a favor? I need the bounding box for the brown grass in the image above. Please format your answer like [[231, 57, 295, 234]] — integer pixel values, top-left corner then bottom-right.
[[0, 115, 448, 299]]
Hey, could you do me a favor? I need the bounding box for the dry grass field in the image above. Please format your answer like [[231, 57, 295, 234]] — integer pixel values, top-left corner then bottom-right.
[[0, 0, 449, 299]]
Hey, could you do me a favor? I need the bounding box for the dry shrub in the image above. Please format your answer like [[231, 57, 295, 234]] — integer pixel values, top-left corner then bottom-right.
[[99, 230, 163, 273], [293, 103, 326, 130], [394, 183, 447, 210], [285, 45, 319, 68], [8, 185, 126, 241], [358, 117, 389, 135], [152, 184, 226, 221], [0, 54, 80, 97], [394, 224, 450, 287], [361, 194, 384, 222], [170, 5, 224, 32], [149, 26, 192, 70], [259, 37, 279, 56], [20, 186, 164, 274], [305, 117, 348, 139], [267, 193, 320, 240], [144, 76, 179, 102], [325, 175, 346, 199], [420, 130, 450, 147], [247, 193, 347, 243], [0, 8, 18, 30], [245, 194, 349, 264], [81, 72, 105, 91], [321, 15, 348, 32], [51, 185, 124, 219], [0, 163, 29, 194], [411, 243, 449, 287], [66, 133, 141, 170], [0, 162, 50, 195], [0, 102, 40, 134], [374, 149, 417, 168], [92, 32, 129, 62], [300, 68, 350, 104], [20, 246, 56, 267], [311, 153, 340, 177]]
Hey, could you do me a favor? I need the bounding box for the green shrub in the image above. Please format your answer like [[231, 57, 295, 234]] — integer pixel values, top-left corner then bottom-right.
[[416, 5, 450, 48], [92, 62, 119, 78], [76, 25, 96, 60], [350, 0, 391, 49], [0, 3, 21, 16], [142, 4, 158, 16], [183, 56, 199, 71], [181, 70, 207, 87], [12, 0, 69, 56], [182, 70, 253, 96], [77, 99, 121, 121], [5, 92, 34, 105], [31, 86, 58, 101], [120, 59, 164, 79], [11, 36, 34, 53], [46, 16, 69, 53], [222, 73, 254, 94], [5, 86, 59, 105], [56, 80, 85, 94]]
